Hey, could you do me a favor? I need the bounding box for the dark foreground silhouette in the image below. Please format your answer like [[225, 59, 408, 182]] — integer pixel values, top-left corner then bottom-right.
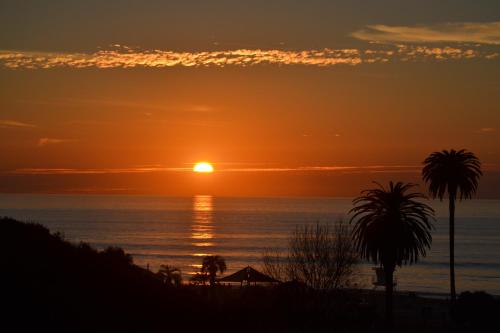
[[1, 217, 498, 333]]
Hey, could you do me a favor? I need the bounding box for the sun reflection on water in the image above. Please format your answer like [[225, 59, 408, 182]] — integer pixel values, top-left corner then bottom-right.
[[191, 195, 215, 273]]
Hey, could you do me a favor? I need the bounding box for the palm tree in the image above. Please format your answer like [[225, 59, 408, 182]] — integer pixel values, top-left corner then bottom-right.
[[350, 182, 434, 323], [189, 272, 209, 285], [422, 149, 482, 302], [158, 265, 182, 286], [201, 255, 227, 286]]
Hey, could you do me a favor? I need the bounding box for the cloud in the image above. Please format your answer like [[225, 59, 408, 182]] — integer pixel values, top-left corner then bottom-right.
[[224, 164, 423, 174], [1, 43, 497, 70], [10, 164, 421, 175], [60, 187, 133, 193], [352, 22, 500, 45], [395, 45, 484, 61], [0, 47, 364, 69], [12, 167, 191, 175], [11, 163, 500, 176], [37, 138, 74, 147], [0, 119, 36, 128], [186, 105, 214, 113]]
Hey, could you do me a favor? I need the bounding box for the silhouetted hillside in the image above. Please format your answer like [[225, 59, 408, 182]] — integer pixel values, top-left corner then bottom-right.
[[0, 217, 379, 333], [4, 217, 496, 333], [0, 217, 198, 332]]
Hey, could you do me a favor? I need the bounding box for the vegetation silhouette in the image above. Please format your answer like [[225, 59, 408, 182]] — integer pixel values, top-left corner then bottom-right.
[[0, 217, 204, 332], [453, 291, 500, 332], [263, 220, 358, 290], [423, 149, 482, 302], [350, 181, 434, 326], [157, 264, 182, 286], [1, 209, 494, 332], [3, 217, 375, 332], [201, 255, 227, 286], [190, 272, 209, 285]]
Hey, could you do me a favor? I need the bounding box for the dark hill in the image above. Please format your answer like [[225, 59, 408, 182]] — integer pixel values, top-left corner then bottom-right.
[[0, 217, 378, 333], [0, 217, 198, 332]]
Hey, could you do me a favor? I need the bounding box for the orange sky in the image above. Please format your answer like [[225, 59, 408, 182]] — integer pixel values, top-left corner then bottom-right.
[[1, 1, 500, 197]]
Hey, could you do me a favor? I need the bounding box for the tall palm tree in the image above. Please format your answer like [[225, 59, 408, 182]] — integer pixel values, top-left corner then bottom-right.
[[158, 265, 182, 286], [350, 182, 434, 323], [201, 255, 227, 287], [422, 149, 482, 302]]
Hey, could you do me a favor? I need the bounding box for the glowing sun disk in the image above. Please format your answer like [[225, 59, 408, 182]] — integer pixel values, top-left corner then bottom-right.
[[193, 162, 214, 173]]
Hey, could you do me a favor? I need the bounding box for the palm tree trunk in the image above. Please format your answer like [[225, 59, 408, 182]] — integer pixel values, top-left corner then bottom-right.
[[449, 196, 456, 302], [384, 266, 394, 328]]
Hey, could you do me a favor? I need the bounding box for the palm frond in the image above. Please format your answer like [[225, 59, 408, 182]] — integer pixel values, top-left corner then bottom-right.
[[422, 149, 482, 200], [349, 181, 434, 268]]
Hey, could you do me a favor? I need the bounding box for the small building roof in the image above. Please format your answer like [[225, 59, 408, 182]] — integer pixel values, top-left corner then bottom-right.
[[219, 266, 279, 283]]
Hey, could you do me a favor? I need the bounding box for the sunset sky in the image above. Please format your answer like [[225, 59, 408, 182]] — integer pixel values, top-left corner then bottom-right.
[[1, 0, 500, 197]]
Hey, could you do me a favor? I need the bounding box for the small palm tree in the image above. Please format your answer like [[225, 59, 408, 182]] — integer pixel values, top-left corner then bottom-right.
[[201, 255, 227, 286], [158, 265, 182, 286], [350, 182, 434, 323], [423, 149, 482, 302], [189, 272, 209, 285]]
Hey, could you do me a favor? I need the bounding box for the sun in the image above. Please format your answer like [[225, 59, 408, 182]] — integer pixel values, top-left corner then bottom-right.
[[193, 162, 214, 173]]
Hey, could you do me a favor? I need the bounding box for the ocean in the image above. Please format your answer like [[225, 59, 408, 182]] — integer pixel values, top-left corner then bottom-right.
[[1, 194, 499, 295]]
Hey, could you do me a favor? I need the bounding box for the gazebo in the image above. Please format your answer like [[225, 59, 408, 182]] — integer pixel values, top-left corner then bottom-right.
[[219, 266, 279, 286]]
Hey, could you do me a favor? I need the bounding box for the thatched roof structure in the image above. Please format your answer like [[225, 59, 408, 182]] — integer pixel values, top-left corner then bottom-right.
[[219, 266, 279, 284]]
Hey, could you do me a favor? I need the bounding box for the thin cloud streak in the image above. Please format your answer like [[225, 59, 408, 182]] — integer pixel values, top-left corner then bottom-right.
[[222, 165, 422, 173], [12, 167, 191, 175], [0, 44, 497, 70], [37, 138, 75, 147], [0, 119, 36, 128], [11, 165, 422, 175], [352, 22, 500, 45]]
